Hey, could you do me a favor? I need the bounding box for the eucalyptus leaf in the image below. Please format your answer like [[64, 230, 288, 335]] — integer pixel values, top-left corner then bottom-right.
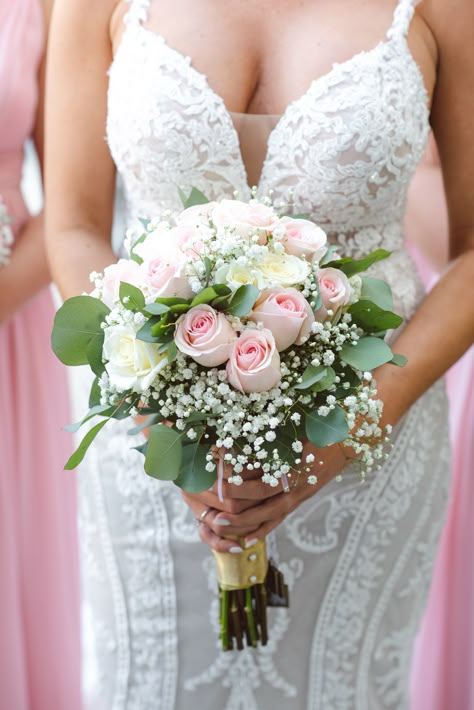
[[340, 336, 394, 371], [305, 405, 350, 447], [119, 281, 145, 311], [181, 187, 210, 209], [226, 284, 260, 316], [64, 404, 114, 433], [127, 414, 163, 435], [190, 287, 218, 307], [391, 353, 408, 367], [143, 302, 171, 316], [144, 425, 183, 481], [64, 419, 109, 470], [294, 365, 331, 390], [86, 333, 106, 377], [136, 317, 161, 343], [153, 296, 189, 307], [319, 245, 340, 267], [326, 249, 391, 277], [174, 443, 215, 492], [88, 377, 102, 408], [360, 276, 394, 311], [167, 340, 178, 363], [348, 300, 403, 332], [51, 296, 110, 366]]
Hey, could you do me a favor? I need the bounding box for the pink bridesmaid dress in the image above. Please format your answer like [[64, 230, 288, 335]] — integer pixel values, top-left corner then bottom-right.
[[407, 144, 474, 709], [0, 1, 82, 708]]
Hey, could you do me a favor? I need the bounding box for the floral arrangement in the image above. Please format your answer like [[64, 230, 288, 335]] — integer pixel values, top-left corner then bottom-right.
[[52, 190, 406, 650], [0, 194, 14, 267]]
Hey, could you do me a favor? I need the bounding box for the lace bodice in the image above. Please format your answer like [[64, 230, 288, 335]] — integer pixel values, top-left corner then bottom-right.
[[108, 0, 428, 251]]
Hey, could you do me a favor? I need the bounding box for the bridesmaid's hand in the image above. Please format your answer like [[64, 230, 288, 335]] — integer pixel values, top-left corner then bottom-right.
[[182, 441, 348, 553]]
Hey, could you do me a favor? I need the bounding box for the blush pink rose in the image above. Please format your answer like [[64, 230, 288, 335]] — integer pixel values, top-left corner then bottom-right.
[[315, 267, 353, 319], [249, 288, 315, 351], [101, 258, 143, 307], [211, 200, 278, 241], [140, 249, 193, 300], [168, 224, 209, 256], [226, 328, 281, 393], [279, 217, 328, 262], [175, 305, 236, 367], [176, 201, 217, 226]]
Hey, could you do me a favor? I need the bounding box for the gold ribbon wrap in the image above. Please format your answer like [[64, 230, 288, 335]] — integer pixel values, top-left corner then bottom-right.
[[212, 538, 268, 591]]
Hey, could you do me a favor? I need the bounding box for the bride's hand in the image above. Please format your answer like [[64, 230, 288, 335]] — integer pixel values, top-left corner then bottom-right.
[[182, 441, 348, 553]]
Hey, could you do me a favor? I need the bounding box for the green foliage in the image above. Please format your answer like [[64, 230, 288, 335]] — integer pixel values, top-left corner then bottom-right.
[[325, 249, 391, 277], [340, 336, 394, 371], [226, 284, 260, 316], [144, 425, 183, 480], [86, 333, 106, 377], [294, 365, 336, 392], [348, 300, 403, 332], [319, 245, 340, 266], [174, 442, 216, 492], [360, 276, 394, 311], [305, 405, 350, 447], [179, 187, 210, 209], [391, 353, 408, 367], [64, 419, 110, 470], [191, 286, 219, 307], [119, 281, 145, 311], [143, 302, 171, 316], [51, 295, 110, 366]]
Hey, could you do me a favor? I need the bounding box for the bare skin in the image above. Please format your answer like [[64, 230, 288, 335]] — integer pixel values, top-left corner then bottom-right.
[[45, 0, 474, 552], [0, 0, 55, 322]]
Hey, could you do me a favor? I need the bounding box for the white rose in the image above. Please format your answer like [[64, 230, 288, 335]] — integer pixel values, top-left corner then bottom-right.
[[103, 322, 168, 393], [256, 252, 310, 287], [215, 262, 265, 291]]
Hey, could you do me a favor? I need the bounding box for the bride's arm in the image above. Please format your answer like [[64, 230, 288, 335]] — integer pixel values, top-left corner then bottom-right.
[[0, 0, 54, 321], [187, 0, 474, 552], [45, 0, 121, 298]]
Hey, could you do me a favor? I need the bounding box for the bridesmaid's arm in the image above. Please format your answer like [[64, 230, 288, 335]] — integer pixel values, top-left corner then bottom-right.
[[45, 0, 121, 298], [0, 0, 54, 322], [189, 0, 474, 551]]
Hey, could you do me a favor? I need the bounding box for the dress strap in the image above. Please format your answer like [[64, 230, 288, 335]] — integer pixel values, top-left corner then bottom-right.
[[123, 0, 151, 26], [386, 0, 420, 40]]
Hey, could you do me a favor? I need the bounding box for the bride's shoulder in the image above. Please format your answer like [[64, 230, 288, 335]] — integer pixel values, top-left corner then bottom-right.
[[418, 0, 474, 50]]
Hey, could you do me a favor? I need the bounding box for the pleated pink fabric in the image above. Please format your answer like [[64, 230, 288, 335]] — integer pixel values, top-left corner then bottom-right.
[[409, 245, 474, 710], [0, 1, 82, 708]]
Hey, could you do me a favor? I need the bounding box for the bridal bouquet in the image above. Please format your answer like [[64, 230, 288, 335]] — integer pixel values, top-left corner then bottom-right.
[[52, 191, 405, 650], [0, 195, 14, 266]]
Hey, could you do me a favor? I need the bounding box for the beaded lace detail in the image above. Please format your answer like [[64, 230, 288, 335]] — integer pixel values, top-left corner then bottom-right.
[[79, 1, 449, 707]]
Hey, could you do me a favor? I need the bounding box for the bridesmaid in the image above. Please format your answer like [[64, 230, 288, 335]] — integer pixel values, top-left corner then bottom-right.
[[406, 137, 474, 710], [0, 1, 81, 708]]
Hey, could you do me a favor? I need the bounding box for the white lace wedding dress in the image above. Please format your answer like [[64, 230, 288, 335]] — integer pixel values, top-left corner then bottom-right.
[[78, 0, 450, 707]]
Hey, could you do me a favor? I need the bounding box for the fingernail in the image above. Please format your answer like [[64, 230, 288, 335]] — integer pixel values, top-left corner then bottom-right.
[[245, 538, 258, 549], [214, 518, 231, 526], [229, 546, 243, 554]]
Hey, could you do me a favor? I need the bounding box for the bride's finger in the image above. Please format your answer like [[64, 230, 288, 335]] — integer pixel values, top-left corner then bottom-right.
[[197, 522, 249, 554]]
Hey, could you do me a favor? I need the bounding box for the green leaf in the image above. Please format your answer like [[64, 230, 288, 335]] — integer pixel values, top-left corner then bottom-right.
[[167, 340, 178, 363], [136, 317, 161, 342], [65, 404, 114, 433], [133, 441, 148, 456], [319, 245, 340, 267], [294, 365, 335, 391], [119, 281, 145, 311], [348, 300, 403, 332], [360, 276, 394, 311], [180, 187, 210, 209], [305, 405, 350, 447], [153, 297, 189, 307], [226, 284, 260, 316], [144, 425, 183, 481], [190, 287, 218, 307], [88, 377, 102, 407], [185, 410, 210, 424], [86, 333, 106, 377], [391, 353, 408, 367], [51, 295, 110, 366], [340, 336, 394, 371], [127, 414, 163, 435], [143, 302, 171, 316], [174, 443, 216, 492], [326, 249, 391, 277], [212, 284, 232, 297], [64, 419, 109, 470]]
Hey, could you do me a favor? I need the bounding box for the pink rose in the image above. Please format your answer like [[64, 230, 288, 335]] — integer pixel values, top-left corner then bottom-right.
[[133, 224, 170, 261], [227, 328, 281, 393], [249, 288, 314, 351], [175, 305, 236, 367], [140, 249, 193, 300], [169, 224, 208, 256], [211, 200, 278, 240], [101, 258, 143, 307], [176, 201, 217, 226], [316, 267, 353, 319], [279, 217, 327, 262]]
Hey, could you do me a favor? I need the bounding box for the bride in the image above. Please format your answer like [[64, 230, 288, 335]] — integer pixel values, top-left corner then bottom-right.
[[45, 0, 474, 708]]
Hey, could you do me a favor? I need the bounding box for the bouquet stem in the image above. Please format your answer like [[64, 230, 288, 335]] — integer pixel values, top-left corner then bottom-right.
[[213, 538, 289, 651]]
